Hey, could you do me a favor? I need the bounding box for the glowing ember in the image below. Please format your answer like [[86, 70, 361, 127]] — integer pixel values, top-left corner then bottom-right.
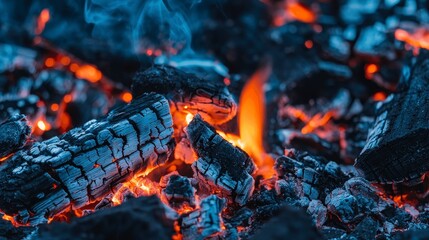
[[287, 2, 316, 23], [395, 28, 429, 50], [50, 103, 59, 111], [365, 63, 378, 79], [60, 56, 71, 65], [75, 64, 102, 83], [37, 120, 48, 131], [217, 131, 245, 149], [186, 113, 194, 125], [305, 40, 313, 49], [372, 92, 387, 101], [239, 63, 274, 178], [301, 111, 334, 134], [35, 8, 50, 35], [121, 92, 133, 103], [111, 170, 158, 206], [45, 57, 55, 67]]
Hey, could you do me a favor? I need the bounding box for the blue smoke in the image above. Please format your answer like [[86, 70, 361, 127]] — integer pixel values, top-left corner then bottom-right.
[[84, 0, 194, 57]]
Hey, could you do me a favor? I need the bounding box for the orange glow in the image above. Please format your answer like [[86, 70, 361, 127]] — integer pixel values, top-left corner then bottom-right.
[[37, 120, 50, 131], [287, 2, 316, 23], [395, 28, 429, 50], [35, 8, 50, 35], [0, 153, 13, 163], [50, 103, 59, 111], [305, 40, 313, 49], [75, 65, 102, 83], [301, 111, 334, 134], [372, 92, 387, 101], [69, 63, 79, 72], [45, 58, 55, 67], [63, 94, 72, 103], [239, 63, 274, 178], [111, 169, 158, 206], [60, 56, 71, 65], [185, 113, 194, 125], [121, 92, 133, 103], [365, 63, 378, 79]]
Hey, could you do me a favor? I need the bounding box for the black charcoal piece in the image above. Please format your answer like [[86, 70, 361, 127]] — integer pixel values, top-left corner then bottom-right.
[[132, 65, 237, 125], [186, 115, 255, 205], [38, 196, 175, 240], [0, 114, 30, 159], [356, 50, 429, 183], [251, 206, 322, 240], [181, 195, 226, 240], [325, 188, 358, 224], [160, 172, 196, 211], [0, 93, 174, 225]]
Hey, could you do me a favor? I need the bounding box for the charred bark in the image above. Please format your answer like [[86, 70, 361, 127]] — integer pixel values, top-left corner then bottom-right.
[[0, 93, 174, 225], [356, 51, 429, 183], [186, 115, 255, 205], [0, 114, 30, 159], [132, 65, 237, 125]]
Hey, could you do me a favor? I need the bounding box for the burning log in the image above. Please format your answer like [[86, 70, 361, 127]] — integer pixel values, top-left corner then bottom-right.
[[355, 51, 429, 183], [0, 114, 30, 159], [186, 115, 255, 205], [160, 172, 196, 211], [132, 65, 237, 125], [0, 93, 174, 225], [38, 196, 175, 240], [180, 195, 226, 240]]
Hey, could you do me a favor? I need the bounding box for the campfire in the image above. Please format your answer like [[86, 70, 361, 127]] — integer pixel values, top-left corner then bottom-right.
[[2, 0, 429, 239]]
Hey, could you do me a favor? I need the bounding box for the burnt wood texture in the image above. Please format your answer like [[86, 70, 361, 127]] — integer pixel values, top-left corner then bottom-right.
[[186, 114, 255, 205], [355, 51, 429, 183], [0, 114, 30, 159], [132, 65, 237, 125], [0, 93, 174, 225]]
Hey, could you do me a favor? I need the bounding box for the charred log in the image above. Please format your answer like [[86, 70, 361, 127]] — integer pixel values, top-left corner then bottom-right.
[[186, 115, 255, 205], [0, 114, 30, 159], [131, 65, 237, 125], [355, 51, 429, 183], [0, 95, 42, 122], [0, 93, 174, 225], [38, 196, 175, 240]]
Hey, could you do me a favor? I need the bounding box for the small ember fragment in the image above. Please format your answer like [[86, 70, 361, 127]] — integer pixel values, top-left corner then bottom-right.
[[160, 171, 196, 211]]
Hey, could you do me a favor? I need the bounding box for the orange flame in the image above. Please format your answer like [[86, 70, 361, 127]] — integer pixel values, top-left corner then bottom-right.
[[35, 9, 50, 35], [111, 169, 158, 206], [239, 63, 274, 178]]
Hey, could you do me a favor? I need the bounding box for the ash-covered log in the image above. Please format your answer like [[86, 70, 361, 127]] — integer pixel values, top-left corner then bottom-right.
[[0, 93, 174, 225], [0, 114, 30, 159], [356, 51, 429, 183], [38, 196, 175, 240], [186, 115, 255, 205], [132, 65, 237, 125]]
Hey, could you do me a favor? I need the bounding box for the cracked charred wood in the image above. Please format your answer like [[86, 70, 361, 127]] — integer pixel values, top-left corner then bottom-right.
[[181, 195, 226, 240], [0, 114, 30, 159], [131, 65, 237, 125], [38, 196, 175, 240], [186, 114, 255, 205], [355, 51, 429, 183], [160, 171, 196, 211], [0, 93, 174, 225]]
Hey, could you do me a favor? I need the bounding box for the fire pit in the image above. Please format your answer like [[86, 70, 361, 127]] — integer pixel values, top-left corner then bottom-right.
[[2, 0, 429, 239]]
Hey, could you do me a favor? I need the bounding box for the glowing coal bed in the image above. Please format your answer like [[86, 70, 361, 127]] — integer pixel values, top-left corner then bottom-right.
[[3, 0, 429, 240]]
